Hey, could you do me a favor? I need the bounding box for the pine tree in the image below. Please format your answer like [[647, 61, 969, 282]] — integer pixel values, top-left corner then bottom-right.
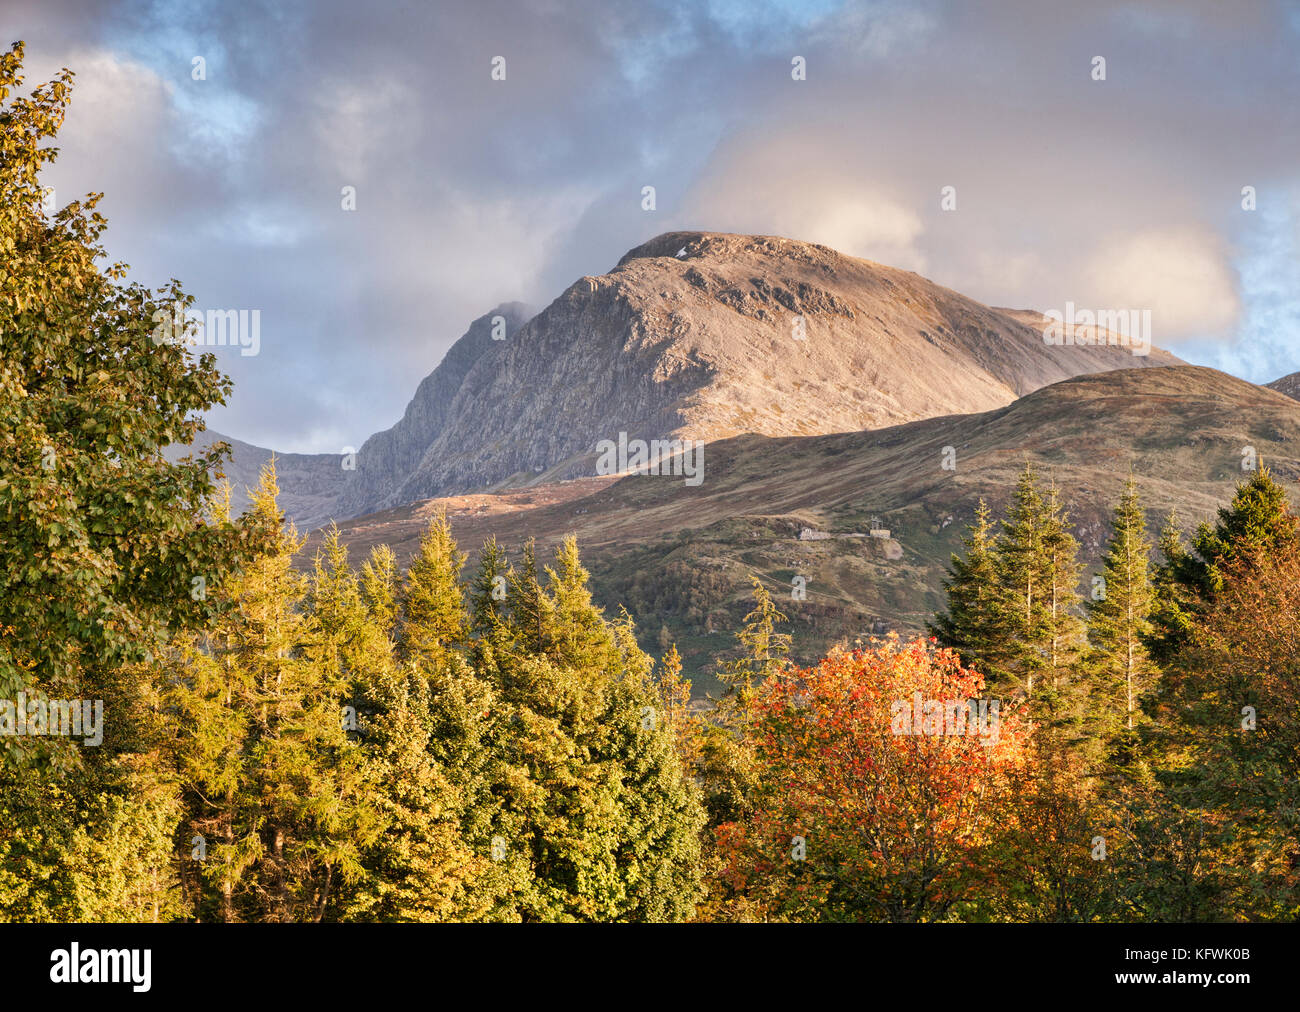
[[929, 499, 1007, 679], [1087, 476, 1156, 732], [1148, 467, 1297, 662], [1148, 512, 1192, 668], [996, 464, 1053, 693], [359, 544, 400, 643], [718, 576, 791, 703], [699, 577, 791, 831], [545, 535, 622, 674], [1040, 481, 1087, 693], [469, 536, 513, 666], [505, 538, 552, 658]]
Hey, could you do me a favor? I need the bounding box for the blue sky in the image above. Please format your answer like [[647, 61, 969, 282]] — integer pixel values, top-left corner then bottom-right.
[[6, 0, 1300, 451]]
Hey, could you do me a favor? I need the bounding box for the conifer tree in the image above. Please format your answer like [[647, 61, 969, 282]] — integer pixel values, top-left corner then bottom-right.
[[1040, 482, 1087, 694], [1148, 512, 1191, 668], [469, 536, 513, 665], [359, 544, 400, 643], [1088, 477, 1156, 732], [168, 465, 377, 922], [929, 499, 1007, 679], [699, 577, 791, 830], [400, 511, 468, 671], [1149, 467, 1297, 663], [445, 537, 705, 920], [505, 538, 552, 657], [545, 535, 622, 674], [996, 465, 1053, 693]]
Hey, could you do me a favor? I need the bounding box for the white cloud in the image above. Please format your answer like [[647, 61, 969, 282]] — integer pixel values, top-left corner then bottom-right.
[[1081, 228, 1241, 341]]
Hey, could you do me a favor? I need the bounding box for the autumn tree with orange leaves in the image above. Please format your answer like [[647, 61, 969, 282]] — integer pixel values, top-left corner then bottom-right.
[[709, 637, 1026, 921]]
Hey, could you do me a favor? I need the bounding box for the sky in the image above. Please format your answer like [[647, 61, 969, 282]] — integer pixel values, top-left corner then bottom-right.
[[5, 0, 1300, 452]]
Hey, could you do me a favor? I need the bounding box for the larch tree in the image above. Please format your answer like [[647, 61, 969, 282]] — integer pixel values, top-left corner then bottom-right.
[[400, 511, 469, 672]]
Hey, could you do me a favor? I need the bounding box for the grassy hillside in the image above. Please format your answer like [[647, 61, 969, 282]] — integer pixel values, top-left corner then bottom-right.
[[308, 366, 1300, 695]]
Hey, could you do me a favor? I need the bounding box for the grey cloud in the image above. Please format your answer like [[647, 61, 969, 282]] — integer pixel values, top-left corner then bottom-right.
[[6, 0, 1299, 452]]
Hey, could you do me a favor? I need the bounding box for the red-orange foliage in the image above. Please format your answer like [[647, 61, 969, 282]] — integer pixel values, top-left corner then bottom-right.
[[712, 636, 1027, 921]]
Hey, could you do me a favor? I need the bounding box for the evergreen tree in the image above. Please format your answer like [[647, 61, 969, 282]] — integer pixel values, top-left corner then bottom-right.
[[1040, 482, 1087, 694], [699, 577, 791, 832], [996, 464, 1053, 693], [929, 499, 1007, 679], [1087, 476, 1156, 732], [505, 538, 551, 658], [1148, 467, 1297, 663], [469, 536, 513, 666], [1148, 512, 1192, 668], [359, 544, 399, 644], [447, 537, 704, 920]]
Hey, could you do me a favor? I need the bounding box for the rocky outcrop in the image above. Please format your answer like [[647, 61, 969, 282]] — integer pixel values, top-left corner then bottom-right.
[[333, 303, 531, 517]]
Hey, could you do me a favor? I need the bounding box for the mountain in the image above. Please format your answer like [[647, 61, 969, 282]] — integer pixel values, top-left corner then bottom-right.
[[1266, 370, 1300, 401], [334, 302, 533, 516], [330, 231, 1180, 517], [197, 230, 1182, 529], [307, 365, 1300, 694], [163, 430, 346, 531], [168, 303, 533, 528]]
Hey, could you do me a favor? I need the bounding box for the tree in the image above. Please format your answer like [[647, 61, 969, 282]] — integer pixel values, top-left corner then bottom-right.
[[1159, 537, 1300, 918], [698, 577, 791, 832], [0, 43, 270, 922], [505, 538, 551, 658], [167, 466, 378, 922], [1088, 476, 1156, 733], [1149, 467, 1297, 664], [930, 499, 1007, 680], [400, 511, 468, 671], [358, 544, 399, 643], [461, 537, 704, 920], [1040, 482, 1086, 693], [996, 465, 1054, 693], [468, 536, 513, 668], [0, 41, 266, 763], [710, 638, 1026, 921]]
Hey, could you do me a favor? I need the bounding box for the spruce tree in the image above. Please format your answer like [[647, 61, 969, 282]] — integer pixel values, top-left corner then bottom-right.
[[1087, 476, 1156, 732], [469, 536, 513, 665], [1040, 481, 1087, 693], [359, 544, 400, 643], [929, 499, 1007, 680], [1149, 467, 1297, 662], [167, 465, 378, 922], [996, 465, 1053, 693], [505, 538, 552, 657]]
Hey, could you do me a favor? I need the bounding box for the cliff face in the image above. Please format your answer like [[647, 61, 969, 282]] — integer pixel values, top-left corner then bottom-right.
[[333, 303, 532, 517], [176, 303, 531, 528], [193, 230, 1184, 527]]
